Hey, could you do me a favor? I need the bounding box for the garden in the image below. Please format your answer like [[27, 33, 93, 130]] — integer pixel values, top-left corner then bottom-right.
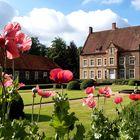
[[0, 22, 140, 140]]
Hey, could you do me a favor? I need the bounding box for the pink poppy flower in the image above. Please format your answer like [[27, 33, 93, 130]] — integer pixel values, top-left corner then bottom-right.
[[98, 87, 112, 98], [4, 79, 13, 87], [37, 86, 56, 98], [84, 86, 95, 94], [50, 68, 73, 83], [114, 96, 123, 104], [57, 70, 73, 83], [18, 83, 25, 89], [87, 100, 96, 108], [129, 94, 140, 101], [50, 68, 63, 83]]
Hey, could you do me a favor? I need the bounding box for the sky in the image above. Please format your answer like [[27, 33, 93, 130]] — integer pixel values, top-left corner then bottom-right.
[[0, 0, 140, 47]]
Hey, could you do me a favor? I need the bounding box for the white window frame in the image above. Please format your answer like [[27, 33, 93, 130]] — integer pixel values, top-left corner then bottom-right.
[[109, 47, 114, 55], [83, 59, 88, 67], [97, 58, 102, 66], [97, 69, 102, 79], [35, 71, 38, 80], [83, 70, 87, 79], [119, 69, 125, 79], [43, 72, 48, 77], [89, 70, 94, 79], [104, 58, 107, 66], [109, 57, 114, 65], [129, 69, 135, 79], [25, 71, 29, 80], [89, 58, 95, 66], [119, 57, 124, 65], [129, 56, 135, 65]]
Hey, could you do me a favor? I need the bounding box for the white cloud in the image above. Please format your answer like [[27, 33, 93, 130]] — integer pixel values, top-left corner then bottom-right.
[[0, 0, 17, 30], [131, 0, 140, 10], [82, 0, 94, 5], [102, 0, 123, 4], [12, 8, 128, 47]]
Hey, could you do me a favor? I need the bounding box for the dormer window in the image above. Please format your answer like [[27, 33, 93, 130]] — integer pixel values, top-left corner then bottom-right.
[[110, 47, 114, 55]]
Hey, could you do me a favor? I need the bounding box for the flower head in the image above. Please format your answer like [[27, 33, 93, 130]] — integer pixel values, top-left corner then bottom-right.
[[37, 85, 56, 98], [129, 94, 140, 101], [50, 68, 73, 84], [98, 87, 112, 98], [84, 86, 95, 95], [114, 96, 123, 104]]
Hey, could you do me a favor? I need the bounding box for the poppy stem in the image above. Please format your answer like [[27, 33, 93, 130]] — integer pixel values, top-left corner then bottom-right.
[[31, 96, 35, 122], [37, 97, 42, 122]]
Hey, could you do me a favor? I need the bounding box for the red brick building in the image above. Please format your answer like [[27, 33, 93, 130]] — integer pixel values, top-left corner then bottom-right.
[[80, 23, 140, 81], [0, 54, 59, 84]]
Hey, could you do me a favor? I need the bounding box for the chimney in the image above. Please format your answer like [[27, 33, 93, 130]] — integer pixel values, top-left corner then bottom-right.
[[89, 27, 93, 34], [112, 22, 117, 30]]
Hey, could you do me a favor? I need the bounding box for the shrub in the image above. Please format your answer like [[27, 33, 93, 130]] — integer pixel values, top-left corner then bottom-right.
[[9, 95, 24, 120], [80, 79, 96, 89], [67, 81, 80, 90], [118, 101, 140, 139], [128, 79, 137, 86]]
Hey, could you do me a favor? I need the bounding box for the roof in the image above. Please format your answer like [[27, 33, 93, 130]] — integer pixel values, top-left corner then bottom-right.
[[0, 54, 59, 71], [81, 25, 140, 55]]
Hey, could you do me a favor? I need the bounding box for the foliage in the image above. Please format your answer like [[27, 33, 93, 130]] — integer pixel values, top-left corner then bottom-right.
[[128, 79, 137, 86], [28, 37, 47, 56], [86, 109, 120, 140], [80, 79, 96, 89], [47, 38, 80, 79], [50, 91, 78, 139], [67, 81, 80, 90], [0, 119, 45, 140], [118, 101, 140, 139]]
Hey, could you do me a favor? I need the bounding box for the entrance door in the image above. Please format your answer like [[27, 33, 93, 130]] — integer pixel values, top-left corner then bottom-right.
[[109, 69, 115, 79]]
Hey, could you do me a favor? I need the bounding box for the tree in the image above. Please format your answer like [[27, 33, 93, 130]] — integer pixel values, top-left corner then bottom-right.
[[47, 37, 67, 69], [28, 37, 47, 56]]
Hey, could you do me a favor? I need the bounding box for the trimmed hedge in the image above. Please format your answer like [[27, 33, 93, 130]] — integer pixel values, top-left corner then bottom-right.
[[128, 80, 137, 86], [80, 79, 96, 89], [67, 81, 80, 90]]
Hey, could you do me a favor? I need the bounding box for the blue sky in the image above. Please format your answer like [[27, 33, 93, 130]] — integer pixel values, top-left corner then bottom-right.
[[0, 0, 140, 46]]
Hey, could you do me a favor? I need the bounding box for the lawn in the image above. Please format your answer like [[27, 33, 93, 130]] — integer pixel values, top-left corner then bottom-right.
[[22, 85, 132, 137]]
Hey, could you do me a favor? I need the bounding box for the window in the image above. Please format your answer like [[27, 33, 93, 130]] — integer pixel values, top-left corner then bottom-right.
[[43, 72, 48, 77], [83, 70, 87, 79], [90, 70, 94, 79], [104, 58, 107, 66], [119, 69, 125, 79], [104, 70, 107, 79], [90, 59, 94, 66], [109, 57, 114, 65], [129, 56, 135, 65], [25, 71, 29, 80], [35, 71, 38, 80], [97, 70, 102, 79], [119, 57, 124, 65], [15, 71, 19, 78], [129, 69, 135, 79], [97, 58, 102, 66], [110, 47, 114, 55], [83, 59, 88, 67]]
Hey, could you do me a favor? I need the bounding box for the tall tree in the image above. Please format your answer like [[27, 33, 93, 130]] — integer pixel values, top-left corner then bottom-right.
[[47, 37, 67, 69], [28, 37, 47, 56]]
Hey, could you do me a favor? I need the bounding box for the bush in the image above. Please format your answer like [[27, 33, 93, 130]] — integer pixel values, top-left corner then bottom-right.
[[9, 95, 24, 120], [67, 81, 80, 90], [80, 79, 96, 89], [128, 79, 137, 86]]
